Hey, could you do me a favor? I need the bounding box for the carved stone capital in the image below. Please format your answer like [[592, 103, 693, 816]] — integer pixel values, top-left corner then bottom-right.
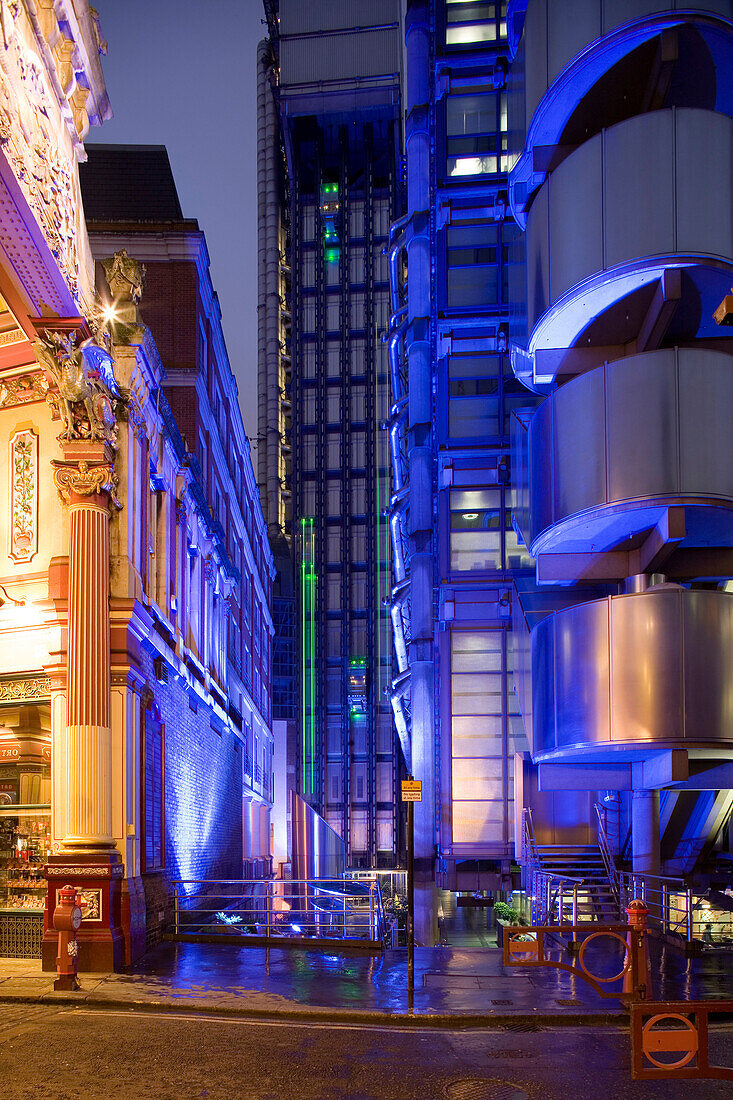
[[51, 459, 121, 511]]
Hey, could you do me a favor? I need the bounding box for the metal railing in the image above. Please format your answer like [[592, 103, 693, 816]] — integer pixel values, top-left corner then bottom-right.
[[171, 877, 386, 945], [595, 801, 621, 905], [618, 871, 694, 943]]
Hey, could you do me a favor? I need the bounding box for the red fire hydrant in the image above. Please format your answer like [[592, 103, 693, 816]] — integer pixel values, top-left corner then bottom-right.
[[53, 884, 82, 991], [623, 897, 650, 1000]]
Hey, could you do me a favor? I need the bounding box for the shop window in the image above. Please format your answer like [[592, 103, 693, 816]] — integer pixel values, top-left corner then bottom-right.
[[0, 714, 51, 921], [143, 710, 164, 872]]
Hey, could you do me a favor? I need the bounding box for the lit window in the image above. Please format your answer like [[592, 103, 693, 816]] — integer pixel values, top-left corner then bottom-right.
[[450, 155, 498, 176], [446, 23, 496, 44]]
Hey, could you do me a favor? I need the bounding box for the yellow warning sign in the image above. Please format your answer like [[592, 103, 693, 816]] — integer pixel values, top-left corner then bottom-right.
[[401, 780, 422, 802]]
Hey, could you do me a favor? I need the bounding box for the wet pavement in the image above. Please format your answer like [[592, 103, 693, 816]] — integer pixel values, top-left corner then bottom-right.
[[1, 936, 732, 1025]]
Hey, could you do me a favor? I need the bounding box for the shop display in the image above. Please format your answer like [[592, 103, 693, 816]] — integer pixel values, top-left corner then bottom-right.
[[0, 813, 50, 912]]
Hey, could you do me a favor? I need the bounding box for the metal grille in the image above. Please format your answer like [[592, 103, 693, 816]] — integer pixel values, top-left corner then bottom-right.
[[0, 913, 43, 958], [444, 1080, 527, 1100], [501, 1022, 543, 1033]]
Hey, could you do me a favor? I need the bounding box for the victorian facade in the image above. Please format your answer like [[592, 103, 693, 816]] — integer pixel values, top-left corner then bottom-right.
[[0, 6, 273, 968]]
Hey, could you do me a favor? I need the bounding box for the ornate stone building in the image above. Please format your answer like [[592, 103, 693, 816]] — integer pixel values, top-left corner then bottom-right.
[[0, 4, 273, 969]]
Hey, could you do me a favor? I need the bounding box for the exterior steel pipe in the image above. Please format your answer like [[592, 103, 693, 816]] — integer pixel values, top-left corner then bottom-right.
[[388, 236, 407, 312], [386, 312, 408, 403], [389, 397, 408, 492], [388, 487, 409, 583]]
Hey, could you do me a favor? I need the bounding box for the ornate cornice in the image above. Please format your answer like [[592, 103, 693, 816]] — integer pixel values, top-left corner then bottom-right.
[[0, 675, 52, 702], [51, 458, 121, 510]]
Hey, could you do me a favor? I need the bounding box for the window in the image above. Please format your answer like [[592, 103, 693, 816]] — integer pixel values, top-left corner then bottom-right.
[[326, 295, 339, 331], [350, 431, 366, 468], [448, 355, 501, 440], [350, 524, 366, 562], [326, 341, 341, 378], [351, 477, 366, 514], [302, 343, 317, 379], [351, 338, 366, 376], [325, 254, 340, 286], [143, 710, 164, 872], [326, 434, 341, 469], [349, 201, 365, 238], [303, 387, 317, 425], [449, 488, 501, 572], [374, 199, 391, 237], [326, 480, 341, 516], [450, 630, 505, 844], [300, 249, 315, 286], [446, 1, 506, 45], [446, 224, 498, 307], [351, 292, 365, 329], [350, 572, 367, 608], [302, 433, 317, 472], [327, 573, 341, 610], [326, 389, 340, 423], [350, 385, 366, 422], [301, 204, 315, 241], [446, 91, 510, 177], [302, 296, 316, 333], [349, 248, 365, 284]]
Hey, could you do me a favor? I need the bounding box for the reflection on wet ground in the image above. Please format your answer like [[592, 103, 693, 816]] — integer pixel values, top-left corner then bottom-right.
[[111, 935, 733, 1016]]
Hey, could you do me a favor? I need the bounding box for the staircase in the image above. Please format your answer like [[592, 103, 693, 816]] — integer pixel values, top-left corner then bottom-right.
[[532, 843, 619, 924]]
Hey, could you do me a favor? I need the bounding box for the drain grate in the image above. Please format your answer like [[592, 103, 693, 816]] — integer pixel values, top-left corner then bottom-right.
[[491, 999, 513, 1006], [501, 1021, 543, 1032], [555, 998, 583, 1006], [444, 1080, 528, 1100], [486, 1050, 533, 1061]]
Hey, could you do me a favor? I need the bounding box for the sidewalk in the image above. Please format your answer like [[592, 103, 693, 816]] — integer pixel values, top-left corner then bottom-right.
[[1, 938, 731, 1027]]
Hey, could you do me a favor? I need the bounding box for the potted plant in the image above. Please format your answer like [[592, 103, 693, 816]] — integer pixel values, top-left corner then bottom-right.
[[493, 900, 522, 949]]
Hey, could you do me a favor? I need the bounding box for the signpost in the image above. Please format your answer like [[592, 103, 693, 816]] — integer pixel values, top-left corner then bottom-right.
[[401, 778, 422, 992]]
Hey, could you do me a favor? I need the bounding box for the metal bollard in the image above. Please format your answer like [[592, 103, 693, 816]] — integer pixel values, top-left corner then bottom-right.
[[53, 884, 82, 991], [623, 898, 650, 1001]]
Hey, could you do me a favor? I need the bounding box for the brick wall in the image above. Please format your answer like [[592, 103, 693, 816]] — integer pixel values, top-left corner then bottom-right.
[[140, 651, 243, 940]]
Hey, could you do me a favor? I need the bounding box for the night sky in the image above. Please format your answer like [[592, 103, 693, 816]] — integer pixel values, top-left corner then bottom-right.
[[88, 0, 267, 441]]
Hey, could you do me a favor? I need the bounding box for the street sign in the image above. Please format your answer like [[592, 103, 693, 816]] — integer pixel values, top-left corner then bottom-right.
[[401, 779, 422, 802]]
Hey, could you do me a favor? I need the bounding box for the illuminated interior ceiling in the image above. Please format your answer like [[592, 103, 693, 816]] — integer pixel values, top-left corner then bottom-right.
[[0, 291, 27, 355]]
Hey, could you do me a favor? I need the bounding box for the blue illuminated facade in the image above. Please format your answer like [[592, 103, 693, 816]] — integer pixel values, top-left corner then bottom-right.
[[399, 0, 733, 942], [258, 1, 405, 869], [507, 0, 733, 900], [396, 0, 536, 943]]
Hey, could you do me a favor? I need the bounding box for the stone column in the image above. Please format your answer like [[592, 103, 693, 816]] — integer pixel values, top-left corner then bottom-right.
[[43, 441, 125, 972]]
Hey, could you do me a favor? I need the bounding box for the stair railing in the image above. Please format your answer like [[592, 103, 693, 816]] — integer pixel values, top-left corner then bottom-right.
[[594, 801, 621, 911]]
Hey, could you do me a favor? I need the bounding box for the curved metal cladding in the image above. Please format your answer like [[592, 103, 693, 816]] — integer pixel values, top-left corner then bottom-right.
[[528, 348, 733, 553], [521, 0, 733, 135], [531, 589, 733, 760], [524, 108, 733, 382]]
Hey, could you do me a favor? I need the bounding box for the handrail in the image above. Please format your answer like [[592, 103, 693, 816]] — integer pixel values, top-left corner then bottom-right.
[[594, 801, 620, 906], [170, 877, 386, 946]]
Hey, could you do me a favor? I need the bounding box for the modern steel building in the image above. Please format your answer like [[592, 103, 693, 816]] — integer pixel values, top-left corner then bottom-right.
[[258, 1, 405, 868], [506, 0, 733, 914], [395, 0, 733, 945], [393, 1, 537, 943]]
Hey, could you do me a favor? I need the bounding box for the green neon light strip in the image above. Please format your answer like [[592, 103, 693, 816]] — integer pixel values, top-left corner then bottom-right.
[[300, 516, 317, 797]]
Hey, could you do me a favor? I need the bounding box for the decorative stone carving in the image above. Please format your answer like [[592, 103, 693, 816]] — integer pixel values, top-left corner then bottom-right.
[[101, 249, 145, 304], [9, 427, 37, 562], [51, 458, 120, 509], [34, 329, 119, 445], [0, 676, 51, 702], [0, 371, 48, 407]]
